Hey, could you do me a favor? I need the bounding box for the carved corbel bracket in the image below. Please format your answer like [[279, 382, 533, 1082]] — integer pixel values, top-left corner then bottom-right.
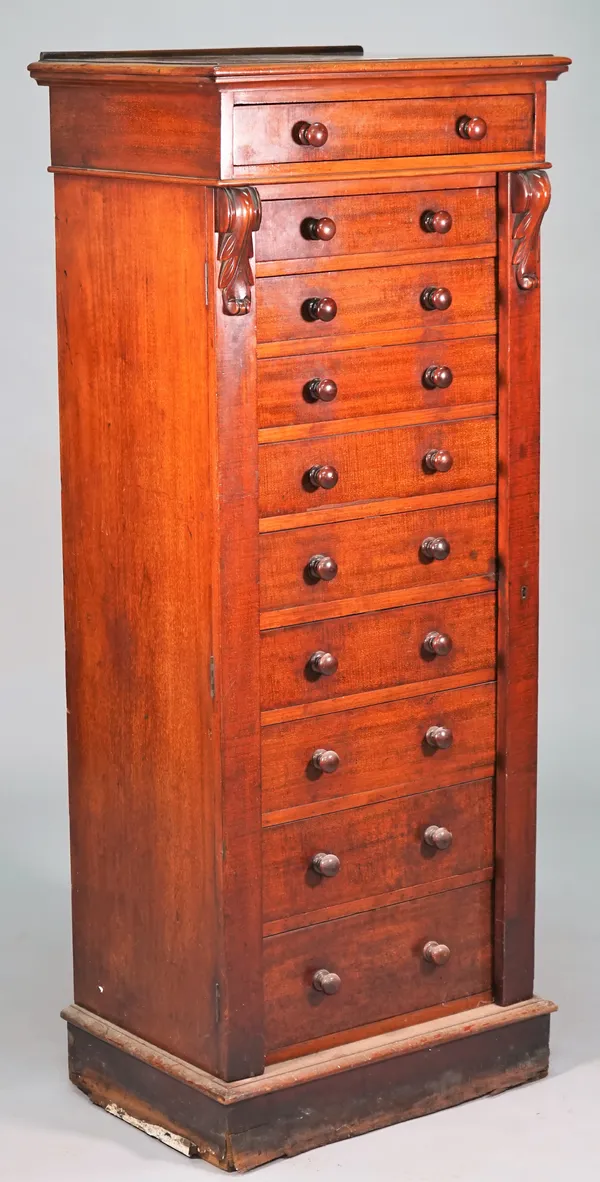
[[215, 187, 262, 315], [511, 169, 551, 291]]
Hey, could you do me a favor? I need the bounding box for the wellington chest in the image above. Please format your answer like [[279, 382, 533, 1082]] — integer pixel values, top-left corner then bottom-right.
[[29, 46, 570, 1170]]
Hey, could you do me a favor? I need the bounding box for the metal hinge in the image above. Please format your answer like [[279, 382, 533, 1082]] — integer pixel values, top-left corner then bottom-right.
[[204, 260, 209, 307], [209, 655, 216, 699], [215, 981, 221, 1025]]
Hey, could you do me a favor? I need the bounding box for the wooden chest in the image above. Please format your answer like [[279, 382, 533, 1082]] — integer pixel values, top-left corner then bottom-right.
[[29, 45, 570, 1170]]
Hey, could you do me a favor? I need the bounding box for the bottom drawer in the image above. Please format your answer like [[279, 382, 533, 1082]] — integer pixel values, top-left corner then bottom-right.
[[264, 882, 492, 1053]]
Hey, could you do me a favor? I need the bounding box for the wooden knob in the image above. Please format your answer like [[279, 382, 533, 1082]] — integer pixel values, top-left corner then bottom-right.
[[424, 448, 453, 473], [457, 115, 487, 141], [306, 377, 338, 402], [307, 464, 339, 490], [312, 748, 340, 774], [421, 286, 453, 312], [420, 210, 453, 234], [425, 725, 454, 750], [423, 940, 451, 966], [424, 824, 453, 849], [423, 630, 453, 657], [305, 297, 338, 322], [310, 650, 338, 676], [308, 554, 338, 582], [303, 216, 337, 241], [420, 536, 450, 561], [312, 969, 341, 994], [311, 852, 341, 877], [423, 365, 453, 390], [294, 121, 329, 147]]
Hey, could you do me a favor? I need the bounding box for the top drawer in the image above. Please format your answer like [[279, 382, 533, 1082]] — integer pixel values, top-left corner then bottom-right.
[[233, 95, 534, 167]]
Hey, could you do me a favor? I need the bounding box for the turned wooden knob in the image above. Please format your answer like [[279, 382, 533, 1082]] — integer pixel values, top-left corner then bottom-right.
[[310, 650, 338, 676], [305, 296, 338, 322], [423, 630, 453, 657], [420, 536, 450, 561], [423, 364, 453, 390], [306, 377, 338, 402], [303, 216, 337, 241], [312, 748, 340, 774], [425, 725, 454, 750], [421, 286, 453, 312], [313, 969, 341, 993], [424, 448, 453, 473], [294, 121, 329, 147], [423, 940, 451, 965], [307, 464, 339, 490], [311, 851, 341, 877], [308, 554, 338, 582], [457, 114, 487, 141], [424, 824, 453, 849], [421, 209, 453, 234]]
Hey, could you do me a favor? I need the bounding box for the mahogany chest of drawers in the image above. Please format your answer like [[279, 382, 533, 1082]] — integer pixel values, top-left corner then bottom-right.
[[29, 46, 570, 1169]]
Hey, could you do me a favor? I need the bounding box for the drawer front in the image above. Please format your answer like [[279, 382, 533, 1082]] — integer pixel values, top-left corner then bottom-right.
[[257, 336, 497, 430], [234, 96, 534, 167], [263, 779, 493, 924], [262, 682, 496, 816], [257, 187, 496, 263], [264, 881, 492, 1051], [260, 592, 495, 711], [259, 499, 496, 614], [257, 258, 495, 344], [259, 417, 496, 518]]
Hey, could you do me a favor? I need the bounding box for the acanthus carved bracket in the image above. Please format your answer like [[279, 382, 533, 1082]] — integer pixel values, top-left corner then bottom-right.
[[511, 169, 551, 291], [215, 187, 262, 315]]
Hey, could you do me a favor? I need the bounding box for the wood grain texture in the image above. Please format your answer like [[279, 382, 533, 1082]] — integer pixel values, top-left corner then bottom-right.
[[257, 334, 497, 429], [257, 257, 496, 343], [259, 416, 496, 518], [259, 499, 496, 614], [260, 592, 496, 710], [54, 176, 221, 1072], [264, 881, 492, 1051], [262, 681, 496, 818], [257, 186, 496, 262], [233, 96, 534, 166], [263, 779, 493, 923]]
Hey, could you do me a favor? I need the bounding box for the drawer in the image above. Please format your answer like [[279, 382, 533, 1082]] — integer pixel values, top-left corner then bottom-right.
[[263, 779, 493, 925], [260, 591, 495, 711], [257, 258, 495, 344], [234, 95, 534, 167], [257, 187, 496, 263], [264, 881, 492, 1052], [259, 416, 496, 519], [257, 336, 497, 430], [262, 681, 496, 816], [259, 499, 496, 615]]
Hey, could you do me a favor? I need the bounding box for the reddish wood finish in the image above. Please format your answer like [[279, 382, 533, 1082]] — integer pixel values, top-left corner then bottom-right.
[[259, 499, 496, 614], [261, 681, 496, 817], [257, 258, 495, 342], [264, 881, 492, 1051], [260, 592, 495, 710], [257, 335, 497, 429], [233, 96, 534, 166], [257, 187, 496, 261], [259, 417, 496, 517], [263, 779, 493, 923]]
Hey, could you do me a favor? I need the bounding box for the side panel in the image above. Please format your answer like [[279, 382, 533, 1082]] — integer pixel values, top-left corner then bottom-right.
[[494, 170, 546, 1002], [55, 176, 221, 1070]]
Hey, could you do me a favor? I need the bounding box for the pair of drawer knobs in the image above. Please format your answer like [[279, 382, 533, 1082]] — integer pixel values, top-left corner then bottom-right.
[[303, 209, 453, 242], [294, 114, 487, 148], [308, 536, 450, 584], [312, 726, 452, 781], [308, 366, 453, 403], [304, 287, 452, 323], [309, 630, 452, 679], [313, 939, 451, 995], [307, 450, 452, 493], [312, 823, 452, 881]]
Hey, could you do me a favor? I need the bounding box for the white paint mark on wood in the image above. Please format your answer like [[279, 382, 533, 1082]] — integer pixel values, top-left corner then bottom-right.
[[105, 1103, 195, 1157]]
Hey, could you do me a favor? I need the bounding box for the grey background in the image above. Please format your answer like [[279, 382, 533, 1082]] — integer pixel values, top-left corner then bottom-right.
[[1, 1, 597, 1177]]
